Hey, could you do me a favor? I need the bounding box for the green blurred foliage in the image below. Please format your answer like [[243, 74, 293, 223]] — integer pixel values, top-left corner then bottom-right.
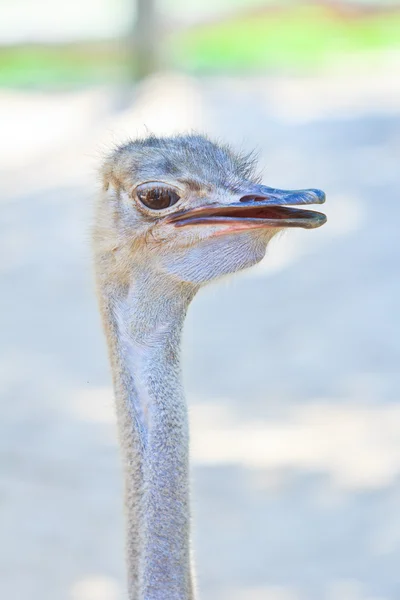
[[0, 45, 125, 87], [0, 4, 399, 87], [171, 5, 400, 72]]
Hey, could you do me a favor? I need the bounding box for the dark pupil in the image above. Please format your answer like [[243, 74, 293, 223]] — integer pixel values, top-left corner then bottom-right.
[[138, 188, 179, 210]]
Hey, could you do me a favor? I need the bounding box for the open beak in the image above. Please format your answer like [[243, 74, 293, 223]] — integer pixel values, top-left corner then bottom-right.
[[166, 186, 326, 231]]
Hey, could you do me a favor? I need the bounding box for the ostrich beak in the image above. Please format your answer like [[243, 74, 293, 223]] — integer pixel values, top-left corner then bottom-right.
[[167, 186, 327, 231]]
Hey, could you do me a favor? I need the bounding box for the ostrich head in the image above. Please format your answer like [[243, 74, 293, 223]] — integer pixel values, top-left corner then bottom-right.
[[96, 134, 326, 287]]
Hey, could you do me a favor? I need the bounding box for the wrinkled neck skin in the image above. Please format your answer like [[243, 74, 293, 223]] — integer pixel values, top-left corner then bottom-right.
[[98, 265, 198, 600]]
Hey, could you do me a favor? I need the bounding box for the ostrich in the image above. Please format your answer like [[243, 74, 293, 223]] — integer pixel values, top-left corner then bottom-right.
[[92, 134, 326, 600]]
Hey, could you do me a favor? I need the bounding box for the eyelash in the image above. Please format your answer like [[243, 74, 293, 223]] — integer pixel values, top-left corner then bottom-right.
[[135, 185, 181, 211]]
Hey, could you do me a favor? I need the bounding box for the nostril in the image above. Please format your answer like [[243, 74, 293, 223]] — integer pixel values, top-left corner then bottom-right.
[[239, 194, 268, 203]]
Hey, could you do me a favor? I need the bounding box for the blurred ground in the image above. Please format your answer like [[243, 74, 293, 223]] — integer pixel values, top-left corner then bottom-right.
[[1, 71, 400, 600]]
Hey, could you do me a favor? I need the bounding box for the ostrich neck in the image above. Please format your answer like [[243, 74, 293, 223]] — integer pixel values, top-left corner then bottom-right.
[[99, 268, 197, 600]]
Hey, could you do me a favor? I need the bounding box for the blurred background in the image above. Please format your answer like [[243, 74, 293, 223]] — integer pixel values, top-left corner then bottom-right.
[[1, 1, 400, 599]]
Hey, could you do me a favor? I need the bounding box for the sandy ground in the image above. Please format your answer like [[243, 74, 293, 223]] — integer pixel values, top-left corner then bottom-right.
[[1, 71, 400, 600]]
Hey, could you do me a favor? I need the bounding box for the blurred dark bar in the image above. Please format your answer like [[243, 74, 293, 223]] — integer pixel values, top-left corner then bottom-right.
[[133, 0, 159, 79]]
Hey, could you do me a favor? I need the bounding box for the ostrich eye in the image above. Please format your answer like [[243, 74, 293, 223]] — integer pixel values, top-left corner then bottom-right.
[[136, 184, 180, 211]]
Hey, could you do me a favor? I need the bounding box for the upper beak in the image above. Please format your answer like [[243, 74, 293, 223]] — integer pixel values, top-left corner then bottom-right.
[[166, 186, 327, 230]]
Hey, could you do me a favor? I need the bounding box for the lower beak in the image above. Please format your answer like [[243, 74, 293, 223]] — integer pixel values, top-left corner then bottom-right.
[[167, 187, 327, 231]]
